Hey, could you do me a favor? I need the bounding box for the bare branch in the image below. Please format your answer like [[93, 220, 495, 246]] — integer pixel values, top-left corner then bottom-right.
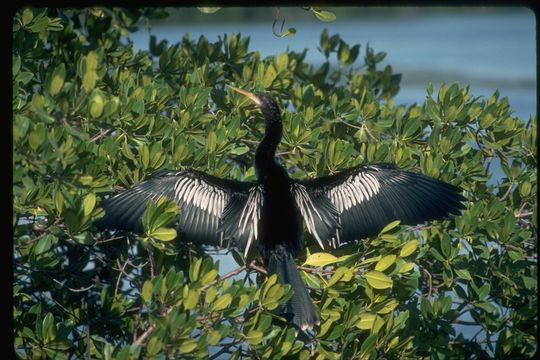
[[114, 258, 130, 297], [52, 278, 95, 293], [422, 267, 433, 298], [90, 128, 111, 142]]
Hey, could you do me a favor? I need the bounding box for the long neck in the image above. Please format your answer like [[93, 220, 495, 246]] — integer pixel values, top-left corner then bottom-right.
[[255, 115, 283, 179]]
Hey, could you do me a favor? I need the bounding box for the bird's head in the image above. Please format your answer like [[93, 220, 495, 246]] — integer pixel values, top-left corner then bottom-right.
[[228, 85, 282, 125]]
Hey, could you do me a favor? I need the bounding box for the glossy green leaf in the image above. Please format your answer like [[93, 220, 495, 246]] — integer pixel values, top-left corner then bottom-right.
[[142, 281, 152, 303], [150, 227, 177, 241], [312, 9, 336, 22], [379, 220, 400, 235], [82, 193, 96, 217], [365, 270, 393, 289], [212, 293, 232, 311], [355, 312, 376, 330], [303, 252, 338, 267], [375, 254, 396, 272], [400, 240, 419, 257]]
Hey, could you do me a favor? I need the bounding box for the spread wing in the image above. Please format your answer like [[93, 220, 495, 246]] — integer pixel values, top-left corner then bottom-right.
[[96, 170, 263, 255], [293, 163, 464, 248]]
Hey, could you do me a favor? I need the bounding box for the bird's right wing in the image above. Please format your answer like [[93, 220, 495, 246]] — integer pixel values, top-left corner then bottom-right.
[[97, 170, 263, 255], [293, 163, 464, 249]]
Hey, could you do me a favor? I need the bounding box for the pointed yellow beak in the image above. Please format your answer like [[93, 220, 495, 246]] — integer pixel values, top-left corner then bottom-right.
[[227, 85, 262, 106]]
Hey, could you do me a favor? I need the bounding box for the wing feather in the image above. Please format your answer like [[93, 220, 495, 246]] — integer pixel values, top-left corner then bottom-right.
[[295, 163, 464, 248], [97, 170, 263, 253]]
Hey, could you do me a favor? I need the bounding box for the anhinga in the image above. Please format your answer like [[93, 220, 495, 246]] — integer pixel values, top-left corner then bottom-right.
[[97, 86, 464, 330]]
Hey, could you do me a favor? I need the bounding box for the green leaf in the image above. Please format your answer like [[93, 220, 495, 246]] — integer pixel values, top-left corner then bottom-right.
[[263, 65, 277, 88], [207, 329, 222, 346], [328, 266, 353, 286], [359, 333, 378, 357], [212, 293, 232, 311], [440, 236, 452, 258], [312, 9, 336, 22], [82, 51, 99, 92], [280, 28, 296, 37], [400, 240, 419, 257], [141, 281, 152, 303], [454, 268, 472, 281], [183, 289, 200, 310], [146, 337, 162, 356], [189, 258, 203, 282], [28, 123, 46, 151], [207, 131, 217, 152], [365, 270, 393, 289], [54, 191, 64, 214], [89, 92, 104, 119], [229, 145, 250, 155], [48, 63, 66, 96], [520, 180, 531, 197], [398, 262, 414, 273], [82, 193, 96, 217], [374, 254, 396, 272], [246, 330, 263, 345], [275, 53, 289, 72], [379, 220, 400, 235], [355, 312, 376, 330], [179, 339, 198, 353], [12, 55, 21, 77], [141, 144, 150, 169], [34, 235, 53, 255], [150, 227, 177, 241], [41, 312, 56, 343], [201, 269, 218, 285], [303, 252, 338, 267], [420, 297, 433, 318], [21, 8, 34, 26]]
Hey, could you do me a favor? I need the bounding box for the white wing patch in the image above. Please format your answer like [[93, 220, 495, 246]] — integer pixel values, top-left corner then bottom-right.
[[239, 187, 263, 257], [293, 184, 327, 250], [328, 171, 381, 212], [173, 176, 228, 218]]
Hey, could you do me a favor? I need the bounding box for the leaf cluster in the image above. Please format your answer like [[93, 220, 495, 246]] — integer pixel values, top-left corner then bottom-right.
[[13, 7, 536, 359]]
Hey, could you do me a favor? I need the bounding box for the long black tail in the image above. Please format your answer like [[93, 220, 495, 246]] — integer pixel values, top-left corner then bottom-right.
[[267, 247, 320, 330]]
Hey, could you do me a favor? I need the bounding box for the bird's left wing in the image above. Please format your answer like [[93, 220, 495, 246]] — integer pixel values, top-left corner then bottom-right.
[[97, 170, 263, 254], [293, 163, 464, 249]]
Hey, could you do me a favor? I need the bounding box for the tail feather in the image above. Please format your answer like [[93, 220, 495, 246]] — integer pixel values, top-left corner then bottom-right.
[[267, 248, 320, 330]]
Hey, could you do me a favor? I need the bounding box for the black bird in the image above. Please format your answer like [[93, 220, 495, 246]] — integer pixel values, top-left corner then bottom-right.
[[97, 86, 464, 330]]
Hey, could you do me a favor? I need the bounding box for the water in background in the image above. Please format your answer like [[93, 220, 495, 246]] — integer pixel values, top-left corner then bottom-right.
[[130, 8, 536, 119]]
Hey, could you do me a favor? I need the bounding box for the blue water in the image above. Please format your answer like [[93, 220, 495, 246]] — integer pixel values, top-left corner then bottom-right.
[[130, 8, 536, 119]]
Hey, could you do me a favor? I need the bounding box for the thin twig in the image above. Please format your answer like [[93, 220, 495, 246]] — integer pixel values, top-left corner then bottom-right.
[[94, 235, 125, 245], [90, 128, 111, 142], [248, 260, 268, 275], [516, 211, 533, 218], [114, 258, 130, 297], [241, 139, 260, 145], [132, 306, 142, 344], [202, 264, 247, 290], [112, 259, 138, 284], [133, 322, 159, 345], [337, 117, 362, 130], [500, 183, 514, 201], [298, 266, 335, 276], [147, 245, 156, 279], [52, 278, 95, 293], [422, 267, 433, 298]]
